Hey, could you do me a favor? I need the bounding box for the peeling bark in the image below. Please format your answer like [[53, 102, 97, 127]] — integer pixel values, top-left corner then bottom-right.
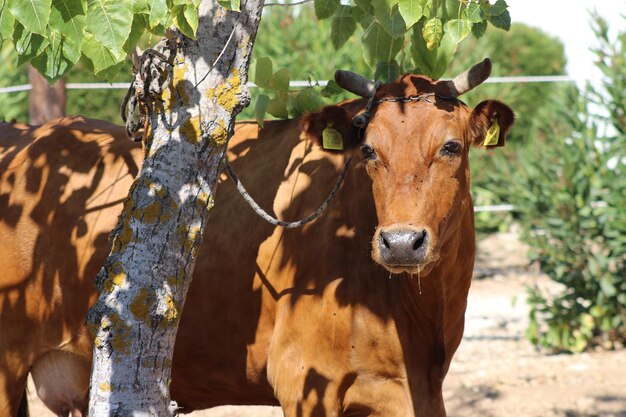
[[86, 0, 263, 415]]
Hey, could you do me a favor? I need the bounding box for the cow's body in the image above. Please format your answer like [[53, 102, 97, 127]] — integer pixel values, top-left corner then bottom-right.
[[0, 63, 512, 417], [0, 118, 141, 417]]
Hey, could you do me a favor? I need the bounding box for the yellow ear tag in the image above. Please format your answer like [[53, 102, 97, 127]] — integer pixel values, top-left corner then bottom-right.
[[482, 119, 500, 147], [322, 124, 344, 150]]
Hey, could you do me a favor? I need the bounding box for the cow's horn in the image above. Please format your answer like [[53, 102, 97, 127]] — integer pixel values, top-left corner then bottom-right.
[[334, 70, 377, 98], [447, 58, 492, 97]]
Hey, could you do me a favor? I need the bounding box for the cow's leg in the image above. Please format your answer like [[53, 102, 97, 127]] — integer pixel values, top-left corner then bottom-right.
[[30, 350, 90, 417], [0, 364, 30, 417]]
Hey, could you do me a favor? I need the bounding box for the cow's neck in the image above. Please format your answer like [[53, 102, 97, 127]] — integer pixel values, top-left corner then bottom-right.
[[387, 193, 475, 414]]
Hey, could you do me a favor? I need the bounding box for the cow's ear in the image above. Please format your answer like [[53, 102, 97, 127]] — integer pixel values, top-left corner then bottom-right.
[[301, 105, 362, 153], [469, 100, 514, 148]]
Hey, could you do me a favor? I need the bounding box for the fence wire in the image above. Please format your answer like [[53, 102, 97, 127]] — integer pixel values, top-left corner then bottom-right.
[[0, 75, 577, 95], [0, 75, 582, 214]]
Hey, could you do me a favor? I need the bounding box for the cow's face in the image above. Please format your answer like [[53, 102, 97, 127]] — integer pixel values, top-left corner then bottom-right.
[[303, 63, 513, 275]]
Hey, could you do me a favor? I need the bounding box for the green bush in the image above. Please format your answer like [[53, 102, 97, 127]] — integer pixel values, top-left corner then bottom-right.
[[512, 15, 626, 352], [451, 23, 568, 235], [0, 43, 28, 122]]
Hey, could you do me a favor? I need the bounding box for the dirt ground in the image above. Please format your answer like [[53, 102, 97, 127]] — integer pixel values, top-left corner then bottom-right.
[[28, 232, 626, 416]]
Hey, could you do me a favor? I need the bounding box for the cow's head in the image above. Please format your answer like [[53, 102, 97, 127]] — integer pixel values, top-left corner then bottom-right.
[[302, 59, 514, 276]]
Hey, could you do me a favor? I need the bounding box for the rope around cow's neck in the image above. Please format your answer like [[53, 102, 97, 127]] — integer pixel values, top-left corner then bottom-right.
[[225, 156, 353, 228], [224, 80, 379, 229]]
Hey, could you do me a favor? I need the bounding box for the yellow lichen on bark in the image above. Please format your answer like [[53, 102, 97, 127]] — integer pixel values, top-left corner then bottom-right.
[[196, 191, 214, 211], [161, 55, 190, 112], [240, 35, 250, 52], [108, 313, 131, 355], [180, 114, 202, 144], [111, 196, 137, 253], [212, 119, 228, 145], [103, 262, 127, 292], [177, 223, 202, 254], [94, 337, 104, 348], [129, 181, 178, 223], [206, 69, 242, 113], [135, 199, 163, 224], [163, 294, 179, 324], [129, 288, 152, 327]]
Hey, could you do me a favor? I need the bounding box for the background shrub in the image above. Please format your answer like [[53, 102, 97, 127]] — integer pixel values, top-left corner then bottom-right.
[[511, 15, 626, 352]]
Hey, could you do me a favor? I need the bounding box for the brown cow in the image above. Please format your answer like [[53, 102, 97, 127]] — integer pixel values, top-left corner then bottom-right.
[[0, 60, 513, 417]]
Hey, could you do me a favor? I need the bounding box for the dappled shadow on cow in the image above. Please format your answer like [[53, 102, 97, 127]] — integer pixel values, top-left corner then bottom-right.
[[255, 59, 514, 416], [0, 117, 141, 417]]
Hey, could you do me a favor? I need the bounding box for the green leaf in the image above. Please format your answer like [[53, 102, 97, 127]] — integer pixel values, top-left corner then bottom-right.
[[362, 20, 403, 64], [331, 6, 356, 50], [86, 0, 133, 56], [410, 23, 457, 79], [13, 22, 49, 66], [321, 79, 344, 97], [93, 58, 124, 81], [267, 96, 288, 119], [124, 13, 147, 53], [430, 30, 458, 78], [148, 22, 167, 36], [183, 4, 199, 35], [9, 0, 51, 35], [354, 0, 374, 15], [254, 94, 270, 127], [49, 0, 86, 54], [172, 5, 194, 38], [397, 0, 422, 29], [445, 18, 471, 44], [0, 0, 15, 41], [471, 19, 486, 38], [30, 27, 78, 82], [465, 1, 483, 23], [488, 9, 510, 30], [357, 13, 375, 30], [292, 88, 323, 116], [133, 0, 149, 13], [254, 57, 273, 89], [217, 0, 240, 12], [81, 31, 125, 74], [314, 0, 339, 20], [350, 5, 365, 24], [374, 59, 399, 82], [421, 17, 442, 50], [488, 0, 508, 16], [272, 67, 290, 93], [147, 0, 167, 28], [372, 0, 406, 39]]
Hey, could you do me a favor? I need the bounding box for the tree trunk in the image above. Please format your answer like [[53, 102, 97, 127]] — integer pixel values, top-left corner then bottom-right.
[[28, 65, 65, 124], [86, 0, 263, 415]]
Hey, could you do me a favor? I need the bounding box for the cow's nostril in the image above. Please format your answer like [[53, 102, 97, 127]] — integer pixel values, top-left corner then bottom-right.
[[377, 228, 428, 266], [413, 231, 426, 251]]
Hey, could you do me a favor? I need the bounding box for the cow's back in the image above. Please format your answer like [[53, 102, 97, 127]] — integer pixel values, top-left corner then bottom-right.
[[0, 116, 142, 417]]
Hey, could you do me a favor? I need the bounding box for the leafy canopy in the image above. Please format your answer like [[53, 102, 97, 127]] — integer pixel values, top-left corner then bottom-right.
[[0, 0, 509, 84], [0, 0, 204, 82], [251, 0, 510, 124]]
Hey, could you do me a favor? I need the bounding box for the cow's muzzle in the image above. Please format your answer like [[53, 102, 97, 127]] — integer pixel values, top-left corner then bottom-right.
[[376, 226, 429, 267]]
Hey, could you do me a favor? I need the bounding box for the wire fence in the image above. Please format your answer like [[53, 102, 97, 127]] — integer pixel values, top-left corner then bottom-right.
[[0, 75, 577, 95], [0, 74, 581, 214]]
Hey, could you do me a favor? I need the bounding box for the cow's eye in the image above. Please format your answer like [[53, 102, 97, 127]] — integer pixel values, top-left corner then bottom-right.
[[440, 140, 462, 156], [361, 145, 377, 161]]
